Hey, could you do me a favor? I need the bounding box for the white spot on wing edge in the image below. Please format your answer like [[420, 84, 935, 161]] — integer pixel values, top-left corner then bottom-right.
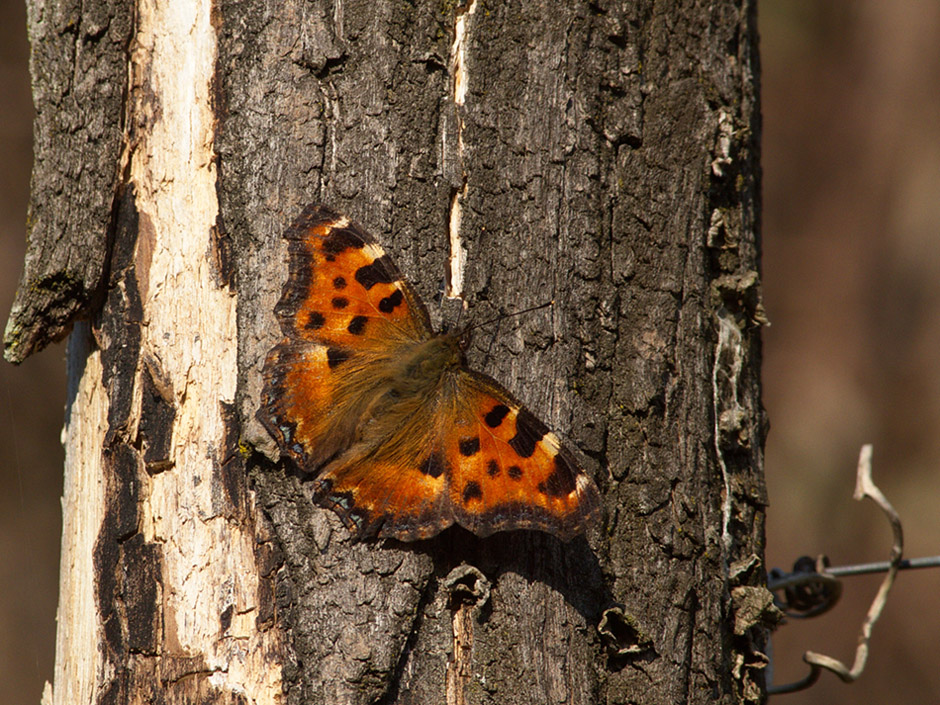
[[542, 431, 562, 454], [361, 242, 385, 263], [303, 344, 330, 366], [575, 473, 592, 494]]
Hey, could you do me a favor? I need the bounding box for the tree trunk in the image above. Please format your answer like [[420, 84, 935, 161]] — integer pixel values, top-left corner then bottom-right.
[[14, 0, 769, 703]]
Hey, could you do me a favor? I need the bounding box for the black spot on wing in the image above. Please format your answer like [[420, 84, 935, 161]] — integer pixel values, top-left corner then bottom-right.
[[378, 288, 404, 314], [538, 454, 578, 497], [458, 437, 480, 456], [333, 276, 346, 289], [322, 226, 367, 256], [484, 404, 511, 428], [508, 409, 549, 458], [419, 453, 445, 478], [507, 465, 523, 480], [305, 311, 325, 330], [486, 460, 500, 477], [332, 297, 349, 309], [355, 255, 398, 290], [462, 481, 483, 504], [347, 315, 368, 335], [327, 347, 352, 369]]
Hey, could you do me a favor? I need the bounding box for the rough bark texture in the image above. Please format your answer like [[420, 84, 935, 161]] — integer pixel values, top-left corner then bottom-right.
[[22, 0, 769, 703], [222, 1, 769, 704], [4, 0, 132, 364]]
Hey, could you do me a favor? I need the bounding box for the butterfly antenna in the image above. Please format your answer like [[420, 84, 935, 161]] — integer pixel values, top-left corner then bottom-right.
[[465, 300, 554, 334], [469, 300, 554, 368], [481, 317, 500, 367], [435, 278, 446, 318]]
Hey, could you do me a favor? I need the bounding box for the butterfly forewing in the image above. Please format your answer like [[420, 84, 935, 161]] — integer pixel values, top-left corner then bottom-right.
[[275, 204, 433, 347], [260, 204, 433, 469]]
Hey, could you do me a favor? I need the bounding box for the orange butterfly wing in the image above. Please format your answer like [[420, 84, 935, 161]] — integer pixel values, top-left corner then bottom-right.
[[305, 399, 459, 540], [273, 204, 431, 346], [306, 371, 601, 541], [259, 205, 601, 541], [442, 373, 601, 540], [259, 204, 433, 471]]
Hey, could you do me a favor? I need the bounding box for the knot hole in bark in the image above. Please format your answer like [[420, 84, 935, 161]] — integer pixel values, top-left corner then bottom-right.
[[443, 564, 490, 613], [598, 606, 655, 670]]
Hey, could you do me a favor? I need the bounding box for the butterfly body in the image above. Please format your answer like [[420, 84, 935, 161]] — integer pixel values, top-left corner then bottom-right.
[[260, 204, 601, 541]]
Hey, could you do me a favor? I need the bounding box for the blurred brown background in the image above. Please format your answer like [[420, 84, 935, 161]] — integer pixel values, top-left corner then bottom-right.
[[761, 2, 940, 702], [1, 1, 938, 703]]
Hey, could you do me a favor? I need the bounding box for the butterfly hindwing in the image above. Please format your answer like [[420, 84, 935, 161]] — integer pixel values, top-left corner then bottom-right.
[[309, 416, 457, 541], [308, 372, 601, 542], [260, 341, 338, 469], [443, 373, 601, 540], [301, 373, 455, 540]]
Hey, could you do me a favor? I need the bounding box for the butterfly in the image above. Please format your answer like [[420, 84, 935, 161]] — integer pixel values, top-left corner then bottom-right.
[[258, 204, 601, 541]]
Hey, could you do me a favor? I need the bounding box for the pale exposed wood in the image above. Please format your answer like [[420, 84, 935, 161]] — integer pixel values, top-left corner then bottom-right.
[[124, 0, 283, 700], [47, 324, 107, 705], [45, 0, 284, 702]]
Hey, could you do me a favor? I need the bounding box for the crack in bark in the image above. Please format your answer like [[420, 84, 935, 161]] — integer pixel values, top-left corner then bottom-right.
[[372, 575, 438, 705], [443, 564, 489, 705], [681, 588, 698, 704], [445, 601, 474, 705], [444, 0, 476, 300]]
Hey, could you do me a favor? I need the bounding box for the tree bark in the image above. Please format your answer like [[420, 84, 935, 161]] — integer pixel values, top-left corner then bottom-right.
[[16, 0, 769, 703], [4, 0, 132, 364]]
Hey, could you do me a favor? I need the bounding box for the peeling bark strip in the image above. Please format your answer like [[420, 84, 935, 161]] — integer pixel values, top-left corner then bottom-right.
[[44, 1, 285, 703], [4, 1, 134, 363]]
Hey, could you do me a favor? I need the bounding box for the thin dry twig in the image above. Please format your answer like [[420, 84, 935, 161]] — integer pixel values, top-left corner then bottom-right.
[[768, 445, 904, 695]]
